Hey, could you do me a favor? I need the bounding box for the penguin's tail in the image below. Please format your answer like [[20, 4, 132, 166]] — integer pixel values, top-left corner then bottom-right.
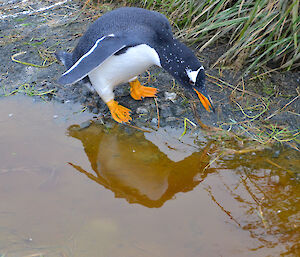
[[55, 51, 73, 69]]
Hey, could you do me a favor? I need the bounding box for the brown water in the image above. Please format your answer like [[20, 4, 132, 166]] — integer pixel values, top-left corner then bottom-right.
[[0, 96, 299, 257]]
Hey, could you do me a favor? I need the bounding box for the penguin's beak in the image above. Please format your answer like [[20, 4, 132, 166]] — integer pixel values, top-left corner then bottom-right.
[[193, 88, 214, 112]]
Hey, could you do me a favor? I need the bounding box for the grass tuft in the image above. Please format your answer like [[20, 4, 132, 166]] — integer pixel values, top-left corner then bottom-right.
[[121, 0, 300, 72], [1, 84, 56, 100]]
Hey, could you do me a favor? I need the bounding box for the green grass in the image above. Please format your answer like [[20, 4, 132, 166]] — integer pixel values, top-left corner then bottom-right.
[[1, 83, 56, 100], [122, 0, 300, 73]]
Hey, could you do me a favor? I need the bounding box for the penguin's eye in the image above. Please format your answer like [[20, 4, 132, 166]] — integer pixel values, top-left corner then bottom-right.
[[189, 80, 195, 86]]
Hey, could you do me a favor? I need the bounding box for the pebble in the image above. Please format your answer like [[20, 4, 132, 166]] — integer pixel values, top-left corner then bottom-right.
[[175, 108, 185, 116], [161, 106, 173, 118], [92, 107, 98, 114], [136, 107, 148, 114], [79, 121, 91, 129], [104, 121, 114, 129], [151, 118, 158, 125], [273, 150, 280, 158], [164, 92, 177, 102], [270, 175, 280, 184], [94, 118, 104, 125], [166, 117, 176, 122]]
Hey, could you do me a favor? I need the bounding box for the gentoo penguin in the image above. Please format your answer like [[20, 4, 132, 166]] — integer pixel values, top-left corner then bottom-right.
[[56, 7, 214, 123]]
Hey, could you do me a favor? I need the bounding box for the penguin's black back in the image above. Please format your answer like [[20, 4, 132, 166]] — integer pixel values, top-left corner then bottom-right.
[[72, 7, 174, 62]]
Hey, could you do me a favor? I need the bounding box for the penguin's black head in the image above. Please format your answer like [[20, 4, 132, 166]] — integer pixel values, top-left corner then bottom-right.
[[157, 39, 214, 111], [185, 67, 214, 112]]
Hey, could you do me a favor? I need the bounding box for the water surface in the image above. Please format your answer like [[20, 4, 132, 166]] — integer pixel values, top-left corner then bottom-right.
[[0, 96, 299, 257]]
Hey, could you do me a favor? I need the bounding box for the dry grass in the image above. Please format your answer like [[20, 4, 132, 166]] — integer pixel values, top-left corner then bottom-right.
[[207, 74, 300, 147], [108, 0, 300, 73]]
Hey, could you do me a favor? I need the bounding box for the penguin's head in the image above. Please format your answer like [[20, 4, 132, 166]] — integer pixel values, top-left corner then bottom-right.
[[185, 66, 214, 112], [154, 39, 214, 112]]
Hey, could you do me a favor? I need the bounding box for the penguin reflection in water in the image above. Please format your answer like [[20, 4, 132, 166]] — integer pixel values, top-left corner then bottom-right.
[[56, 7, 214, 123]]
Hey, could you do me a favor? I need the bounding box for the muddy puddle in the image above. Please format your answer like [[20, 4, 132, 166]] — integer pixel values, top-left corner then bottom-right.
[[0, 96, 299, 257]]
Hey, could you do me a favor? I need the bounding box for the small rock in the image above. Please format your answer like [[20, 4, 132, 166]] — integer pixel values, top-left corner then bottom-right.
[[161, 106, 172, 118], [79, 96, 86, 104], [166, 116, 176, 122], [92, 107, 98, 114], [79, 121, 91, 129], [164, 92, 177, 102], [175, 108, 185, 116], [136, 107, 148, 114], [265, 170, 271, 175], [104, 121, 114, 129], [272, 150, 280, 158], [53, 115, 58, 119], [151, 118, 158, 125], [270, 175, 280, 184], [94, 118, 104, 125]]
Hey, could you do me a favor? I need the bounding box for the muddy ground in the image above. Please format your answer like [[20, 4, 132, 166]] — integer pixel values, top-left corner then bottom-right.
[[1, 0, 299, 145]]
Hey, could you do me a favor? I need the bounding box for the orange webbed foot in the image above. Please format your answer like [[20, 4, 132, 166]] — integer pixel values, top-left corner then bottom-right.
[[129, 78, 157, 100], [106, 100, 132, 123]]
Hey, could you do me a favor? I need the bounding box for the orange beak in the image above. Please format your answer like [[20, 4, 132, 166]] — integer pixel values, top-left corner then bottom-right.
[[193, 88, 213, 112]]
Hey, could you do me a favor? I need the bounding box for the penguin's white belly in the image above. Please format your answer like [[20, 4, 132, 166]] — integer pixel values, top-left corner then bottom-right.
[[88, 44, 161, 102]]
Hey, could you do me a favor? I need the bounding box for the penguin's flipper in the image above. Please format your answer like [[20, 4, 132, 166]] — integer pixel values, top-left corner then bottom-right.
[[58, 35, 127, 85]]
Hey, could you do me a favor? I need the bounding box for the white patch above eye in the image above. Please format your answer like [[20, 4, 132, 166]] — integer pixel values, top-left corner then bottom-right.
[[186, 66, 204, 83]]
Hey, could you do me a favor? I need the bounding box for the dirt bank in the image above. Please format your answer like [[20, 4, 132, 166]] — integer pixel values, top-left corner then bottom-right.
[[1, 0, 299, 146]]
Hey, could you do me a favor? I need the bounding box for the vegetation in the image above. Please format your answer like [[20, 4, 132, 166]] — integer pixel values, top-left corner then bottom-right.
[[1, 83, 56, 100], [97, 0, 299, 73], [76, 0, 300, 147]]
